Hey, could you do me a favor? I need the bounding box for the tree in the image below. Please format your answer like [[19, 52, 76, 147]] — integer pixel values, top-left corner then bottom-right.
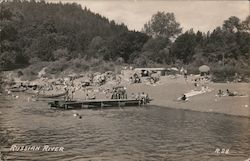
[[171, 29, 197, 64], [142, 11, 182, 39], [52, 48, 69, 60], [141, 37, 171, 63], [0, 72, 4, 93], [241, 15, 250, 32], [87, 36, 104, 58], [222, 16, 241, 33], [0, 51, 17, 70]]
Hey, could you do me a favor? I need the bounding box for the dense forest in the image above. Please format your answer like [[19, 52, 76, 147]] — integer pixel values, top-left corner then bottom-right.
[[0, 0, 250, 80]]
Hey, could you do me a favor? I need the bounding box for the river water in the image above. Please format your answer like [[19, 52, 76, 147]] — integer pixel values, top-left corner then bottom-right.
[[0, 95, 249, 161]]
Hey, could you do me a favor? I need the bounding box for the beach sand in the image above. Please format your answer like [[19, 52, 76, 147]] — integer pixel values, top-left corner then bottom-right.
[[57, 75, 250, 117], [70, 75, 250, 117], [125, 76, 250, 117], [6, 75, 249, 117]]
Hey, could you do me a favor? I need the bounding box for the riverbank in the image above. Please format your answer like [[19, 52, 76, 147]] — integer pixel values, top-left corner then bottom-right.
[[125, 76, 250, 117], [2, 74, 250, 117]]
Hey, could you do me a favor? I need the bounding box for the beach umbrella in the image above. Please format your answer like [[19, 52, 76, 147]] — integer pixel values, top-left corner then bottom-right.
[[199, 65, 210, 72]]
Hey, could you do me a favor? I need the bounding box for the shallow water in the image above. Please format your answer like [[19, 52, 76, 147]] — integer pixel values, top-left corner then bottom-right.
[[0, 95, 249, 161]]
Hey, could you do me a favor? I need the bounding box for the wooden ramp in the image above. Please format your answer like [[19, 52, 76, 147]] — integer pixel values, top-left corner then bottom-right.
[[49, 99, 150, 109]]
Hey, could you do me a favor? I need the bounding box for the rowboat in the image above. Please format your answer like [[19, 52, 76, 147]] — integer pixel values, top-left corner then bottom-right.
[[37, 91, 68, 99], [9, 87, 27, 92]]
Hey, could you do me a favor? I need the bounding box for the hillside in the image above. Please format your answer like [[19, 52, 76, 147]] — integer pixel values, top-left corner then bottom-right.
[[0, 0, 149, 70], [0, 0, 249, 81]]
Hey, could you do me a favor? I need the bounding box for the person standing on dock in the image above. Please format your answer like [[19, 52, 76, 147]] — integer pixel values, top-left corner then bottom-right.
[[145, 93, 149, 103], [136, 92, 141, 100], [64, 88, 70, 101], [141, 92, 147, 105], [131, 93, 135, 99]]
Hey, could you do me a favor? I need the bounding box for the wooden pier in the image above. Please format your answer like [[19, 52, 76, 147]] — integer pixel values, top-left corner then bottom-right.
[[49, 98, 151, 110]]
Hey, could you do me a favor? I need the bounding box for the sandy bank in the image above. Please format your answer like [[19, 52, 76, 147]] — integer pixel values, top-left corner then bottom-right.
[[125, 76, 250, 117], [4, 75, 249, 117]]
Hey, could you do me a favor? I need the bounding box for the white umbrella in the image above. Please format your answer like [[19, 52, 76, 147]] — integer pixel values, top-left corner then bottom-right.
[[199, 65, 210, 72]]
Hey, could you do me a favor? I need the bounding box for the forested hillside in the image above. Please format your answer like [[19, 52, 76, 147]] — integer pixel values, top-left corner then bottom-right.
[[0, 0, 249, 80], [0, 0, 148, 71]]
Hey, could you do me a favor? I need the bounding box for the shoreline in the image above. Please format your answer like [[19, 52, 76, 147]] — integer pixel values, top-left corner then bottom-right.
[[125, 76, 250, 118], [2, 75, 250, 117]]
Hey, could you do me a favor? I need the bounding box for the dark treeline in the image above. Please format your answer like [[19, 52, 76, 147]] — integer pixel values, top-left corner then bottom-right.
[[0, 0, 249, 80], [0, 0, 148, 69]]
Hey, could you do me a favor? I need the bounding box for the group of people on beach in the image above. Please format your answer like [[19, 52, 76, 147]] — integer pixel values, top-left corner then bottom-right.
[[129, 73, 141, 84], [131, 92, 150, 104], [111, 87, 127, 99], [192, 77, 210, 88], [217, 89, 243, 97]]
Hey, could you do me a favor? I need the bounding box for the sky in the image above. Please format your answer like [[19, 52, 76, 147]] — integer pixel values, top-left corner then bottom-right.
[[50, 0, 249, 32]]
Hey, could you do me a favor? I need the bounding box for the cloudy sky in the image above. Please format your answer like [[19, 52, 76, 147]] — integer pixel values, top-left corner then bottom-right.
[[52, 0, 249, 32]]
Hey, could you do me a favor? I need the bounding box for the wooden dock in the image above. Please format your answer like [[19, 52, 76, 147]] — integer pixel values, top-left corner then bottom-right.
[[49, 98, 151, 109]]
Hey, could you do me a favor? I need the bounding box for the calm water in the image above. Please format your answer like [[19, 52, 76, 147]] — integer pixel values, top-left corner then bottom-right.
[[0, 95, 249, 161]]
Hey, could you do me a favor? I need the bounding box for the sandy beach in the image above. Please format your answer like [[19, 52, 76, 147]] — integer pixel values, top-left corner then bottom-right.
[[3, 74, 250, 117], [66, 75, 250, 117], [125, 76, 250, 117]]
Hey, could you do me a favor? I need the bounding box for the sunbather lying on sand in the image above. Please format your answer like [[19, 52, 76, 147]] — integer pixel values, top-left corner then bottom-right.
[[216, 89, 246, 97], [226, 89, 246, 97]]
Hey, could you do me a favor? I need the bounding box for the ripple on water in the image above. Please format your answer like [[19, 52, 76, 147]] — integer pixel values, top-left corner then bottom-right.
[[0, 97, 249, 161]]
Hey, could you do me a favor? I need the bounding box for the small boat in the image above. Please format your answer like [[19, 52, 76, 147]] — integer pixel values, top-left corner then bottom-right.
[[37, 91, 68, 99], [9, 87, 27, 92]]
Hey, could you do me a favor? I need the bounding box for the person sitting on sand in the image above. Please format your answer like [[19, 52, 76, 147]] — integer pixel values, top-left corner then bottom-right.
[[218, 89, 223, 97], [226, 89, 244, 97], [85, 93, 89, 100], [181, 94, 187, 101], [226, 89, 235, 96], [129, 76, 133, 84], [90, 93, 96, 100], [194, 79, 198, 87]]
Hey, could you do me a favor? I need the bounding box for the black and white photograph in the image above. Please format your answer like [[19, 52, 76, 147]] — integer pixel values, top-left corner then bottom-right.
[[0, 0, 249, 160]]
